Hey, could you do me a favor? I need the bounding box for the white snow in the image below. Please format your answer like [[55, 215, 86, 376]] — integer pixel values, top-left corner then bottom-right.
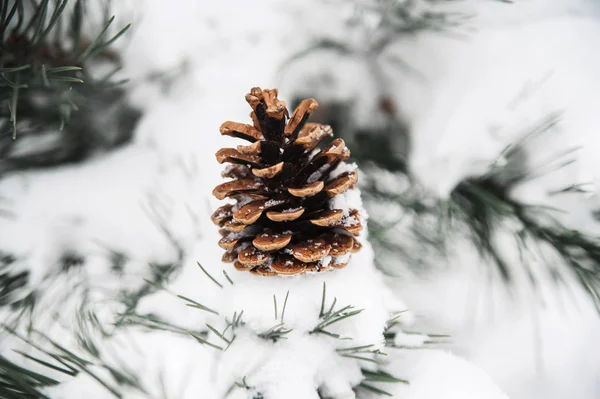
[[387, 350, 509, 399], [380, 2, 600, 398], [208, 189, 409, 397], [330, 162, 358, 180]]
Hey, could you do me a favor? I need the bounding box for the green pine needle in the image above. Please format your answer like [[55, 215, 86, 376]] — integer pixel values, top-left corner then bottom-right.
[[2, 324, 136, 398], [312, 288, 364, 337], [206, 323, 231, 345], [357, 382, 393, 397], [280, 290, 290, 322], [197, 262, 223, 288], [258, 322, 292, 342], [222, 269, 234, 285], [0, 354, 59, 399], [362, 369, 408, 384], [186, 330, 224, 351], [177, 294, 219, 315]]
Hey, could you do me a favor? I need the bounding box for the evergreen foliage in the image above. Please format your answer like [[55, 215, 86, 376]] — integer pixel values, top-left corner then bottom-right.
[[0, 0, 138, 174]]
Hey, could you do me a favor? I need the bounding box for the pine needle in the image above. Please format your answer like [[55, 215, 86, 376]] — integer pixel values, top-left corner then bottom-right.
[[357, 382, 393, 397], [319, 282, 326, 317], [362, 369, 408, 384], [222, 270, 234, 285], [281, 290, 290, 322], [258, 322, 292, 342], [177, 294, 219, 315], [197, 262, 223, 288], [206, 323, 231, 345], [186, 331, 223, 351]]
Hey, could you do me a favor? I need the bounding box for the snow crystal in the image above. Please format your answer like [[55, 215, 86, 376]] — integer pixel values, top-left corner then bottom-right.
[[333, 253, 351, 265], [307, 148, 320, 162], [264, 199, 285, 207], [319, 255, 332, 268], [342, 215, 359, 226], [307, 164, 330, 184], [214, 209, 229, 218], [328, 183, 367, 228], [393, 331, 429, 348], [232, 195, 257, 211], [329, 162, 358, 180], [235, 242, 251, 253]]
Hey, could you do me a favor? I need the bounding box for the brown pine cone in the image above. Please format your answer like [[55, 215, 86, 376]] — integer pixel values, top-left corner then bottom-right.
[[211, 87, 363, 276]]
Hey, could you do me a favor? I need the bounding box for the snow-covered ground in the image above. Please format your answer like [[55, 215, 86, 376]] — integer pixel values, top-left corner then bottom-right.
[[2, 0, 600, 398]]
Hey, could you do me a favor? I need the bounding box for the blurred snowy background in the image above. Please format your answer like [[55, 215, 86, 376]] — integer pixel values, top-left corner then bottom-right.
[[2, 0, 600, 398]]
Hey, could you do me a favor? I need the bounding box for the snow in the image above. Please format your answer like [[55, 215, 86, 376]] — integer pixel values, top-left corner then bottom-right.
[[378, 2, 600, 398], [404, 16, 600, 198], [392, 331, 428, 349], [211, 235, 399, 398], [330, 162, 358, 180], [264, 199, 285, 207], [331, 185, 368, 223], [386, 350, 509, 399], [333, 253, 351, 265], [307, 164, 331, 184], [319, 255, 332, 268]]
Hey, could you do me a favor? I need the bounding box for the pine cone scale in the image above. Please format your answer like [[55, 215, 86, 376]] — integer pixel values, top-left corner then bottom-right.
[[309, 209, 344, 226], [272, 255, 310, 275], [288, 181, 324, 197], [252, 232, 293, 251], [252, 162, 284, 178], [238, 246, 270, 266], [284, 98, 318, 137], [220, 121, 263, 142]]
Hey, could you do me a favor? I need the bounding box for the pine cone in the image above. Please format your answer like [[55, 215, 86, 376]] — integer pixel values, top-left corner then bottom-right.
[[211, 87, 363, 276]]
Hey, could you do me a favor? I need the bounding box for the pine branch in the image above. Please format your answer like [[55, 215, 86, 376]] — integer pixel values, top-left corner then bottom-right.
[[336, 342, 387, 365], [365, 112, 600, 310], [285, 0, 467, 63], [0, 0, 131, 139], [311, 283, 364, 339], [0, 0, 140, 176], [225, 376, 265, 399], [113, 199, 187, 327], [1, 320, 146, 399], [438, 115, 600, 308]]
